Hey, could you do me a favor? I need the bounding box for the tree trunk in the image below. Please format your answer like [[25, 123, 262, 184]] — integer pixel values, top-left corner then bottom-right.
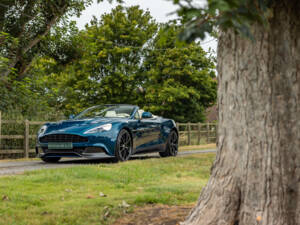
[[183, 2, 300, 225]]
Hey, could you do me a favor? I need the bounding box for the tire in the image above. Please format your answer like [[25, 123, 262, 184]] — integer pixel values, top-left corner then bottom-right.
[[115, 129, 132, 162], [159, 130, 178, 157], [41, 157, 61, 163]]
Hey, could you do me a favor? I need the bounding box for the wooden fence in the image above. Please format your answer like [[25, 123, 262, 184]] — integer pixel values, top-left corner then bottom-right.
[[0, 112, 217, 158], [0, 112, 47, 158], [176, 122, 217, 146]]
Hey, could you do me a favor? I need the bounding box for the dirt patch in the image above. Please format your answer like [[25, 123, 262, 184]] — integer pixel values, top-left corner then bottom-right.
[[113, 204, 194, 225]]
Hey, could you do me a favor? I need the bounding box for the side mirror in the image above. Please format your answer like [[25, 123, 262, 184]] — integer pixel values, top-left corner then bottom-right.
[[141, 112, 152, 119], [69, 114, 75, 119]]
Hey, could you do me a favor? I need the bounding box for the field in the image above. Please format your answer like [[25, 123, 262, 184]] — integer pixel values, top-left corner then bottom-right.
[[0, 153, 215, 225]]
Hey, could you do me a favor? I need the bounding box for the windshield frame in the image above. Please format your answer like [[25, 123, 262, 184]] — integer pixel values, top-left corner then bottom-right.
[[74, 105, 138, 120]]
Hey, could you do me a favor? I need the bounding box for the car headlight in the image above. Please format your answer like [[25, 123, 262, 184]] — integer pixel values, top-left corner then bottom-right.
[[38, 125, 47, 136], [84, 124, 112, 134]]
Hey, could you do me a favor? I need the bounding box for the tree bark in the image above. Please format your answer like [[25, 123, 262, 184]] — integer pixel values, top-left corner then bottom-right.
[[183, 1, 300, 225]]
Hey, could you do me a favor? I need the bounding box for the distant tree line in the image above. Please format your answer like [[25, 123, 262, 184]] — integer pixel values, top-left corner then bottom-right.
[[0, 2, 216, 122]]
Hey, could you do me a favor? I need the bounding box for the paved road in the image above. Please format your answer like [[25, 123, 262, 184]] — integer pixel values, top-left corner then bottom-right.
[[0, 149, 216, 176]]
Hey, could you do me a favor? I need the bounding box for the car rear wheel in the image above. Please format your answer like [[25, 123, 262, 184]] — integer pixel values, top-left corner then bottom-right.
[[41, 157, 61, 163], [115, 129, 132, 162], [159, 130, 178, 157]]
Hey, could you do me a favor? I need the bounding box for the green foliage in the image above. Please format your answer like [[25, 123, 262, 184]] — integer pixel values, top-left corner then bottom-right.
[[0, 27, 70, 118], [173, 0, 274, 42], [0, 0, 123, 79], [41, 21, 82, 65], [75, 5, 157, 106], [2, 5, 217, 122], [0, 75, 64, 120], [28, 6, 217, 122], [0, 0, 93, 117], [139, 24, 217, 122], [35, 5, 158, 115]]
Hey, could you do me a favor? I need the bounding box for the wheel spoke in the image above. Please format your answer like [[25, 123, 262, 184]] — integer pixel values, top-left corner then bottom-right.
[[122, 135, 127, 143]]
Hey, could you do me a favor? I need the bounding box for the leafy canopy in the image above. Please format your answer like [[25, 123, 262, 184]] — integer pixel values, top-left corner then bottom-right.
[[28, 6, 217, 122], [0, 0, 122, 79], [139, 23, 217, 122], [173, 0, 274, 41], [41, 5, 158, 114]]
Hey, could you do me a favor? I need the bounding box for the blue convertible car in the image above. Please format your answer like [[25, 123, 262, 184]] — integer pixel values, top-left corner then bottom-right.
[[36, 104, 179, 163]]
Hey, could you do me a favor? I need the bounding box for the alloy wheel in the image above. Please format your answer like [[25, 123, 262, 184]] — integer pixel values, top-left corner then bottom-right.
[[117, 130, 132, 161]]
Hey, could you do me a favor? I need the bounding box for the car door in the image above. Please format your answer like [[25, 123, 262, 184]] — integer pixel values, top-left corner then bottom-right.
[[133, 110, 148, 149], [136, 111, 162, 149], [142, 116, 161, 145]]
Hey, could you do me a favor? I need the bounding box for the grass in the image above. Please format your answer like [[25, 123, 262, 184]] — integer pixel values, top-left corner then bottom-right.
[[0, 153, 215, 225]]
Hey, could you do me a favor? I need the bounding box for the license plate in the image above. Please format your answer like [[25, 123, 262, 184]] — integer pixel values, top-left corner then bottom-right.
[[48, 142, 73, 149]]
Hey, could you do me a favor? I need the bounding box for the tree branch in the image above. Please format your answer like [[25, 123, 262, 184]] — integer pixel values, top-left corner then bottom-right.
[[2, 4, 68, 78]]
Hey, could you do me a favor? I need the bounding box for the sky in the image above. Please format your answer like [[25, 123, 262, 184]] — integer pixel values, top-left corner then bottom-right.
[[72, 0, 217, 54]]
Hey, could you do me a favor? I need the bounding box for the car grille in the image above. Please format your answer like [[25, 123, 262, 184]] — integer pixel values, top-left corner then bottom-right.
[[39, 134, 88, 143]]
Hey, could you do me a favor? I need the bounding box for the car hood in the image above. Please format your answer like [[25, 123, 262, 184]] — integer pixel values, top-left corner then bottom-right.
[[42, 117, 128, 135]]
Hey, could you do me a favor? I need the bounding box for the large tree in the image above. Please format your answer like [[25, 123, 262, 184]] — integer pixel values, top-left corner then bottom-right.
[[0, 0, 121, 116], [0, 0, 122, 79], [173, 0, 300, 225], [30, 6, 217, 120], [0, 0, 87, 115], [40, 5, 158, 114], [0, 0, 92, 78]]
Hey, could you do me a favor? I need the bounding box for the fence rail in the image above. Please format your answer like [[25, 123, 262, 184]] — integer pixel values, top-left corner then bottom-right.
[[0, 112, 46, 158], [0, 113, 217, 158], [176, 122, 217, 146]]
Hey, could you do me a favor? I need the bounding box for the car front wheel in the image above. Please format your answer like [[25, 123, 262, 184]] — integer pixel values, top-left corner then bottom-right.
[[115, 129, 132, 162], [160, 130, 178, 157]]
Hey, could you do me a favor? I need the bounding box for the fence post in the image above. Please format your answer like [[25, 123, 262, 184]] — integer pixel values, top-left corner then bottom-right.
[[187, 122, 191, 145], [197, 122, 201, 145], [24, 119, 29, 158], [176, 123, 180, 146], [206, 123, 210, 144]]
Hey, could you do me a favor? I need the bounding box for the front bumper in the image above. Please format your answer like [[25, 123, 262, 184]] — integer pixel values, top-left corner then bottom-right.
[[36, 132, 117, 158], [36, 145, 113, 159]]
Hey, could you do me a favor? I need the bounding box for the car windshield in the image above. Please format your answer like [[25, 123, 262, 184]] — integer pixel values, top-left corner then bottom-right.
[[74, 105, 135, 119]]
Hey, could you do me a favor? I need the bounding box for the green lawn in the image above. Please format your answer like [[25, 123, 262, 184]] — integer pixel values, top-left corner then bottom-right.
[[0, 153, 215, 225]]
